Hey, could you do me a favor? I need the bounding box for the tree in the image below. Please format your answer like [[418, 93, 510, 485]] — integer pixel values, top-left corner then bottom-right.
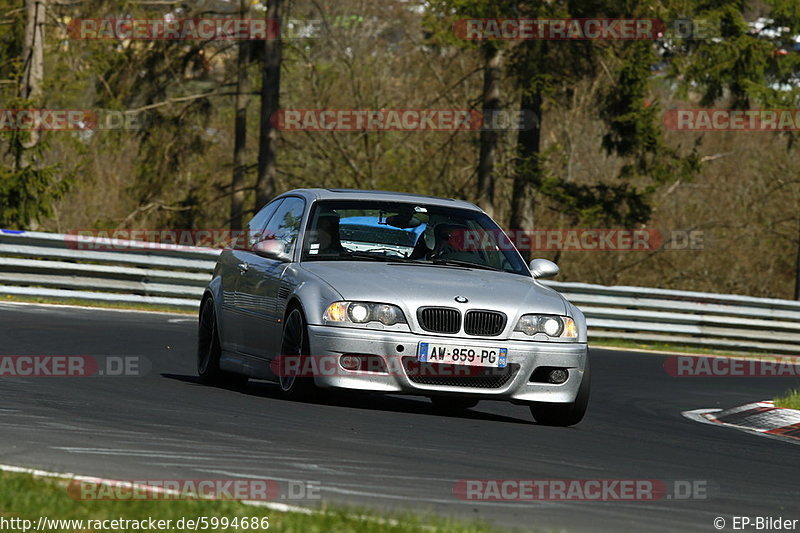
[[668, 1, 800, 297], [425, 0, 699, 258], [425, 0, 507, 216], [477, 42, 503, 217], [0, 0, 67, 228], [18, 0, 45, 167], [255, 0, 284, 210], [231, 0, 253, 230]]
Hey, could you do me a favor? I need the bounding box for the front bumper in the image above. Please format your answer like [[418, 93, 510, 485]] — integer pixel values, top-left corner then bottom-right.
[[306, 324, 588, 404]]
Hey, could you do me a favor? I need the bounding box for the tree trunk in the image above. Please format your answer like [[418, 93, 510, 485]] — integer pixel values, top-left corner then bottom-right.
[[477, 43, 502, 218], [20, 0, 44, 102], [509, 89, 542, 262], [17, 0, 45, 170], [255, 0, 283, 211], [230, 0, 251, 230]]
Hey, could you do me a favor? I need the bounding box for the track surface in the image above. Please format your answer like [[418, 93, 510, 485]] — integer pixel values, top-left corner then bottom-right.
[[0, 302, 797, 532]]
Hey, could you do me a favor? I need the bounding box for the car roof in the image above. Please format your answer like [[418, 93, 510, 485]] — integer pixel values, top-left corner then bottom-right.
[[275, 188, 482, 212]]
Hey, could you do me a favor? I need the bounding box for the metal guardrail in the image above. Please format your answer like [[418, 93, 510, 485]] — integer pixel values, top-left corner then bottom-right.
[[1, 229, 798, 353], [0, 230, 219, 308], [546, 281, 800, 353]]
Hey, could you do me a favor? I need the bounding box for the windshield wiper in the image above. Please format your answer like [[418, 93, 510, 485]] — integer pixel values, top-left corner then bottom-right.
[[338, 251, 412, 262], [429, 258, 503, 272], [336, 251, 503, 272]]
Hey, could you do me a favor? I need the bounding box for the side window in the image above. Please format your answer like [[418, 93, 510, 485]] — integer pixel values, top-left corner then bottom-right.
[[244, 199, 283, 248], [261, 197, 306, 257]]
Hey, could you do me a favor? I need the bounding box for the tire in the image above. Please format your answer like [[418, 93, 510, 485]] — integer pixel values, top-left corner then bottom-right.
[[278, 307, 316, 400], [529, 358, 590, 427], [198, 298, 248, 387], [429, 396, 479, 412]]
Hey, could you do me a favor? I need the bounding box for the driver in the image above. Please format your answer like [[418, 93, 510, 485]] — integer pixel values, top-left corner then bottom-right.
[[430, 223, 463, 258], [409, 220, 462, 260], [313, 213, 344, 255]]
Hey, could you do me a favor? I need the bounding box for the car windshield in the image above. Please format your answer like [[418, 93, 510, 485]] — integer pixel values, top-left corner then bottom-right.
[[301, 200, 529, 276]]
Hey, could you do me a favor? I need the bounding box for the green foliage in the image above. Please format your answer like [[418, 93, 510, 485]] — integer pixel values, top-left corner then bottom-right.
[[0, 2, 70, 228], [0, 0, 23, 82], [540, 178, 654, 227], [424, 0, 703, 228], [1, 0, 800, 295], [765, 0, 800, 33], [602, 41, 701, 189], [0, 470, 511, 533], [0, 156, 65, 228], [672, 1, 800, 107], [133, 101, 213, 202], [0, 97, 70, 228], [774, 388, 800, 409]]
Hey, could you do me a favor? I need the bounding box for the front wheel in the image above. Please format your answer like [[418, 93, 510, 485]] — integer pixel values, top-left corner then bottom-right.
[[198, 298, 248, 387], [529, 358, 590, 426], [278, 307, 316, 400]]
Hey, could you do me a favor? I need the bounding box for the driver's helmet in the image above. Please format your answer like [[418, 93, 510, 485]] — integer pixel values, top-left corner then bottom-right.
[[425, 220, 466, 256]]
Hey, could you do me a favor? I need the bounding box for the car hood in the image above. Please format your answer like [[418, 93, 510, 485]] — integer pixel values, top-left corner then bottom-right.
[[300, 261, 567, 316]]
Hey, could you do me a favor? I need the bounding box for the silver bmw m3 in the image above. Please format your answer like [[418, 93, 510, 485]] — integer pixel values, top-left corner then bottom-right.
[[199, 188, 590, 425]]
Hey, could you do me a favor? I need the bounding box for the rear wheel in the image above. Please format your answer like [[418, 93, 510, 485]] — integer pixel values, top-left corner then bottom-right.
[[529, 358, 590, 426], [278, 307, 316, 400], [429, 397, 479, 412], [198, 298, 248, 387]]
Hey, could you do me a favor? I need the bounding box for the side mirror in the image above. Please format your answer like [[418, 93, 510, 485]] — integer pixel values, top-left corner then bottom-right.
[[529, 258, 559, 279], [253, 239, 291, 262]]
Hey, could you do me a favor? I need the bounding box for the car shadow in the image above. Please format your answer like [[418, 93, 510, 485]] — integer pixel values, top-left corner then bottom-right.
[[161, 373, 532, 425]]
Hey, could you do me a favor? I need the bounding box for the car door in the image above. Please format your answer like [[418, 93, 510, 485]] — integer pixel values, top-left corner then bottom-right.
[[215, 248, 245, 353], [235, 196, 306, 358], [222, 198, 284, 351]]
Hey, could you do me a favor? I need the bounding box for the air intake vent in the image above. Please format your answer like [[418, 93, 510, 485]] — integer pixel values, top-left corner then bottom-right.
[[464, 310, 506, 336], [278, 285, 291, 300], [417, 307, 461, 334], [404, 359, 519, 388]]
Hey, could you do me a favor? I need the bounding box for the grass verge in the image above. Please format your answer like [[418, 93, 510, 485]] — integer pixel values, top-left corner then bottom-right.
[[0, 470, 510, 533], [592, 337, 782, 358], [0, 294, 195, 315], [774, 389, 800, 410]]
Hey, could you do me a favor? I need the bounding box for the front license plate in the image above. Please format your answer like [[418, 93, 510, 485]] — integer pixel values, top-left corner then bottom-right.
[[418, 343, 507, 368]]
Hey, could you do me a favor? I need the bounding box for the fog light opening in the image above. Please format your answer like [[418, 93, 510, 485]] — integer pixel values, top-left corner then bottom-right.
[[339, 354, 388, 373], [547, 368, 569, 384], [340, 355, 361, 371]]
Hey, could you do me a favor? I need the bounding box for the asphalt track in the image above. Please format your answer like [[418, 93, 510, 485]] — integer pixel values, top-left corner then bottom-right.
[[0, 302, 797, 532]]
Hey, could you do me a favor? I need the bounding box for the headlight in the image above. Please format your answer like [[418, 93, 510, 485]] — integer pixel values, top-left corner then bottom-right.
[[349, 303, 370, 323], [324, 302, 407, 326], [514, 315, 578, 339]]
